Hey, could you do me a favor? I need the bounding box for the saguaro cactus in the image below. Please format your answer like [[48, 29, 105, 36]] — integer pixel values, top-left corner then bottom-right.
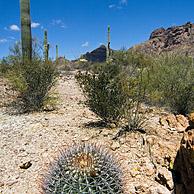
[[44, 30, 49, 61], [107, 25, 111, 62], [20, 0, 32, 61], [56, 45, 58, 61]]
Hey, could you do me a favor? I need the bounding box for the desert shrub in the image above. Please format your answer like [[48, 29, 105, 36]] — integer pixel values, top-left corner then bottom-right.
[[76, 62, 130, 124], [112, 50, 149, 131], [4, 42, 58, 112], [7, 59, 57, 112], [76, 50, 149, 130], [145, 54, 194, 115]]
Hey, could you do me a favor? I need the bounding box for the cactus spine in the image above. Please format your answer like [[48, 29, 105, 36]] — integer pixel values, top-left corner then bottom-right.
[[20, 0, 32, 61], [107, 25, 111, 62], [56, 45, 58, 61], [42, 143, 125, 193], [44, 30, 49, 61]]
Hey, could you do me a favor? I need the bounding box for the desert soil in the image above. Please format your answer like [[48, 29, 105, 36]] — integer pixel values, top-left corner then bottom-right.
[[0, 72, 186, 194]]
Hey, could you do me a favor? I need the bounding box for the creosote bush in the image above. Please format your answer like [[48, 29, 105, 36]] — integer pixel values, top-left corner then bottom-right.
[[145, 53, 194, 115], [76, 62, 130, 124], [42, 143, 126, 194], [3, 42, 58, 112], [76, 50, 149, 133]]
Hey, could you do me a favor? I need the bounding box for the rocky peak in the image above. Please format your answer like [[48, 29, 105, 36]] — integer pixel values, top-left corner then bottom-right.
[[82, 45, 107, 62], [133, 22, 194, 55]]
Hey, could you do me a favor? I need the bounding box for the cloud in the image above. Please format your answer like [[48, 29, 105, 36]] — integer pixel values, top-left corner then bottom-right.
[[108, 4, 116, 8], [109, 0, 127, 10], [0, 39, 8, 43], [31, 22, 40, 28], [82, 41, 89, 47], [120, 0, 128, 5], [9, 24, 20, 31], [51, 19, 67, 29], [8, 36, 15, 40]]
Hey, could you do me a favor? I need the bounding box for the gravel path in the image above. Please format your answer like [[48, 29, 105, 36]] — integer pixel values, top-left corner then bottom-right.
[[0, 72, 183, 194], [0, 73, 98, 194]]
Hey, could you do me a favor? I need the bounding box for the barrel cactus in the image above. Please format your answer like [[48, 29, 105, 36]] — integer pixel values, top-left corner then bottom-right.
[[42, 143, 126, 193]]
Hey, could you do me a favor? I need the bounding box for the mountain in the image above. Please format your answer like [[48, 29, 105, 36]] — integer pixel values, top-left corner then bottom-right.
[[79, 22, 194, 63], [132, 22, 194, 55], [81, 45, 107, 62]]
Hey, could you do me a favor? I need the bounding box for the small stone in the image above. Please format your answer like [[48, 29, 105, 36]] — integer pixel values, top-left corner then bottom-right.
[[0, 182, 4, 187], [148, 185, 171, 194], [155, 167, 174, 190], [81, 136, 90, 141], [176, 114, 189, 128], [6, 180, 18, 186], [110, 141, 120, 151], [20, 161, 32, 169], [108, 123, 116, 129]]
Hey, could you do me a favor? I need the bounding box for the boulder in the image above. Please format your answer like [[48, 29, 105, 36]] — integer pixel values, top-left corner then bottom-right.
[[173, 129, 194, 194]]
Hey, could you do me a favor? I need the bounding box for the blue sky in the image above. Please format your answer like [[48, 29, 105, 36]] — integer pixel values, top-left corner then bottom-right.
[[0, 0, 194, 60]]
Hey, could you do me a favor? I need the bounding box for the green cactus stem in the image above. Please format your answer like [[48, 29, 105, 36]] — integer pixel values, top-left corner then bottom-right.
[[20, 0, 32, 61], [56, 45, 58, 61], [107, 25, 111, 62], [44, 30, 49, 61]]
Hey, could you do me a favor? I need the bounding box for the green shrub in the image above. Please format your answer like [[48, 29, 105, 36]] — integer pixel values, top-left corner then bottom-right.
[[76, 50, 149, 130], [76, 62, 130, 124], [6, 58, 57, 112], [3, 41, 58, 112], [145, 54, 194, 115]]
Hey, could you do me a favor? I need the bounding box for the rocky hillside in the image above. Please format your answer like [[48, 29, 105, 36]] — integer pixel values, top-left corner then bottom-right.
[[81, 45, 107, 62], [133, 22, 194, 55], [80, 22, 194, 63]]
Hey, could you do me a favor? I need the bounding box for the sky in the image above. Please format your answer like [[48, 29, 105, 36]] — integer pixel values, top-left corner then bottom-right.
[[0, 0, 194, 60]]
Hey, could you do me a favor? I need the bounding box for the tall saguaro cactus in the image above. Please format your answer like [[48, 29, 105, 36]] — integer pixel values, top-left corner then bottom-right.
[[44, 30, 49, 61], [20, 0, 32, 61], [107, 25, 111, 62], [56, 45, 58, 61]]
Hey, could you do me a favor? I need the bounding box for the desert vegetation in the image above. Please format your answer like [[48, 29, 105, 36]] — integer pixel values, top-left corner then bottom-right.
[[1, 0, 194, 193]]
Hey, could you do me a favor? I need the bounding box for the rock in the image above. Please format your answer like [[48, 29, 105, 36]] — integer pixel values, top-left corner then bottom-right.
[[188, 112, 194, 128], [19, 161, 32, 169], [148, 185, 171, 194], [107, 123, 116, 129], [110, 141, 120, 151], [145, 163, 155, 176], [159, 116, 169, 128], [81, 136, 90, 141], [6, 180, 18, 187], [132, 22, 194, 56], [129, 167, 141, 178], [159, 114, 188, 132], [0, 182, 4, 187], [155, 167, 174, 190], [166, 114, 178, 129], [150, 28, 165, 39], [176, 115, 189, 128], [174, 129, 194, 194]]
